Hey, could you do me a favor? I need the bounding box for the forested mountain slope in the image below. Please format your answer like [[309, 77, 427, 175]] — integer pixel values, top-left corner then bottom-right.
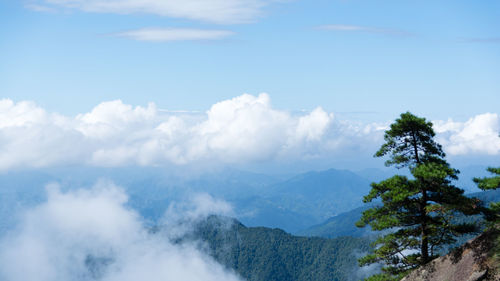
[[180, 216, 371, 281], [298, 205, 372, 238]]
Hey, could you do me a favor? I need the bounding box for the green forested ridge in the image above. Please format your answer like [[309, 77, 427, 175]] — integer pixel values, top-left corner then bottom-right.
[[184, 215, 371, 281]]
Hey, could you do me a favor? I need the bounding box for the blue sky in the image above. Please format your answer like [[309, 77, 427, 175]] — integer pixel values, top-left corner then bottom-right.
[[0, 0, 499, 172], [1, 0, 499, 121]]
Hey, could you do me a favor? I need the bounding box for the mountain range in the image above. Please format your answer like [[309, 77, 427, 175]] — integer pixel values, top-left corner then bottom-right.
[[0, 165, 493, 235]]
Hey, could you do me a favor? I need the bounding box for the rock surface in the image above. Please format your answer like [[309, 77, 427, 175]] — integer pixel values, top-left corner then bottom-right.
[[401, 229, 500, 281]]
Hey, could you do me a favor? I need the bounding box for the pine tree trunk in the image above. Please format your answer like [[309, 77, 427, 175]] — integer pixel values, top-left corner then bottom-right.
[[412, 129, 429, 263], [421, 224, 429, 264], [421, 188, 429, 264]]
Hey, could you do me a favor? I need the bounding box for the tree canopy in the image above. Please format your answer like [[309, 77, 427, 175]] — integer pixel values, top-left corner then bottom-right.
[[474, 167, 500, 191], [374, 112, 445, 168], [474, 166, 500, 223], [356, 112, 480, 280]]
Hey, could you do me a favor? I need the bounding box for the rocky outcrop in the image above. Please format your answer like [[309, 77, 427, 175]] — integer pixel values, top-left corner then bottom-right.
[[401, 229, 500, 281]]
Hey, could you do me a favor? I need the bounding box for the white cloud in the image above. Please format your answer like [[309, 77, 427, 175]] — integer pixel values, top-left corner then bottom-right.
[[0, 182, 241, 281], [24, 3, 57, 13], [434, 113, 500, 155], [0, 95, 368, 170], [161, 193, 234, 240], [29, 0, 275, 24], [318, 25, 368, 31], [317, 24, 413, 36], [112, 28, 235, 42], [2, 95, 496, 171], [76, 100, 157, 139], [0, 99, 86, 170], [78, 100, 156, 125], [295, 107, 333, 142], [0, 99, 48, 129], [195, 94, 294, 162], [166, 193, 234, 222]]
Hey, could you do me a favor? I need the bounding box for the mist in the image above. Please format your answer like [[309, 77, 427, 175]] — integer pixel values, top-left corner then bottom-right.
[[0, 181, 241, 281]]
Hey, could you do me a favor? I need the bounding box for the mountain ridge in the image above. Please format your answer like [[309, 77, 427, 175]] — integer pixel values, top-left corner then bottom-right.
[[177, 215, 372, 281]]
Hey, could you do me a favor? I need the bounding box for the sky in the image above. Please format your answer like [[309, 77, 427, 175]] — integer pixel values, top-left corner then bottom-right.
[[1, 0, 499, 119], [0, 0, 499, 172]]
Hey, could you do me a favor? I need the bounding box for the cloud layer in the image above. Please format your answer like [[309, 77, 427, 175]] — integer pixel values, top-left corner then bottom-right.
[[0, 95, 498, 171], [0, 182, 240, 281], [28, 0, 274, 24]]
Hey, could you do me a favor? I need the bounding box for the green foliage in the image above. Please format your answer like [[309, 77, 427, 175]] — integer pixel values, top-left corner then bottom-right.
[[188, 216, 371, 281], [363, 272, 405, 281], [474, 167, 500, 223], [304, 189, 500, 249], [472, 133, 500, 224], [474, 167, 500, 191], [374, 112, 445, 168], [357, 112, 481, 280]]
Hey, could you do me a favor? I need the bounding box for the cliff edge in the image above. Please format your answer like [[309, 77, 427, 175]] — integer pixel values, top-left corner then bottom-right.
[[401, 228, 500, 281]]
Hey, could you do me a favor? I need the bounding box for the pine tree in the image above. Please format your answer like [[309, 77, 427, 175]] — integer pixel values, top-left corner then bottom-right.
[[356, 112, 481, 280], [472, 133, 500, 224], [474, 166, 500, 223]]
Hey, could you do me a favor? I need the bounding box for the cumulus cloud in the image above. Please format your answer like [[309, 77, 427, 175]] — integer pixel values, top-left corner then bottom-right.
[[196, 94, 295, 162], [0, 182, 240, 281], [0, 99, 49, 129], [112, 28, 235, 42], [295, 107, 333, 142], [0, 99, 87, 170], [28, 0, 275, 24], [76, 100, 157, 139], [434, 113, 500, 155], [3, 95, 497, 171], [0, 94, 383, 170]]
